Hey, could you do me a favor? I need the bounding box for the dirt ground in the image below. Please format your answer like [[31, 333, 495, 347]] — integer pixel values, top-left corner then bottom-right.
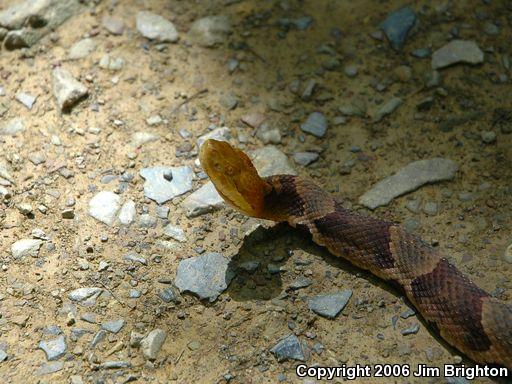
[[0, 0, 511, 383]]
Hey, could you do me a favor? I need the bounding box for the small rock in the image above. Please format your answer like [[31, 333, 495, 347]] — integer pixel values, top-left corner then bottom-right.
[[288, 277, 313, 290], [163, 224, 186, 242], [123, 252, 147, 266], [101, 319, 125, 334], [99, 54, 125, 71], [197, 126, 231, 148], [431, 40, 484, 70], [0, 350, 7, 362], [68, 287, 102, 306], [373, 97, 403, 122], [38, 335, 66, 361], [158, 287, 179, 303], [241, 112, 266, 128], [139, 214, 157, 228], [140, 166, 194, 204], [219, 93, 238, 110], [52, 67, 88, 112], [102, 16, 124, 35], [269, 334, 305, 362], [118, 199, 136, 226], [256, 123, 281, 144], [141, 329, 166, 360], [188, 15, 231, 47], [146, 115, 162, 126], [344, 64, 358, 77], [28, 151, 46, 165], [131, 131, 159, 147], [308, 290, 352, 319], [300, 112, 327, 138], [181, 182, 224, 218], [481, 131, 496, 143], [0, 117, 25, 136], [88, 191, 121, 225], [175, 252, 234, 302], [37, 361, 64, 375], [423, 201, 438, 216], [136, 11, 178, 43], [11, 239, 43, 259], [293, 152, 319, 166], [401, 323, 420, 335], [360, 158, 458, 209], [15, 92, 36, 109], [380, 7, 417, 51], [503, 244, 512, 264], [68, 38, 96, 60]]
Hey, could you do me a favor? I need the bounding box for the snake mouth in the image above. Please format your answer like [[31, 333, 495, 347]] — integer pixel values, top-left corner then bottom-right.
[[199, 139, 270, 218]]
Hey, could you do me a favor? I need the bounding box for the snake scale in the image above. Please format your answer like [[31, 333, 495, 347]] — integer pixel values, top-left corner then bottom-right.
[[199, 139, 512, 369]]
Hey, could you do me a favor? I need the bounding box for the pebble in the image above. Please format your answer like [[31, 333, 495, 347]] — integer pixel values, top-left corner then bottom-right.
[[238, 260, 260, 273], [373, 97, 403, 122], [123, 252, 147, 266], [293, 152, 319, 166], [100, 361, 131, 369], [0, 117, 26, 136], [288, 277, 313, 290], [102, 16, 124, 35], [256, 123, 281, 144], [28, 152, 46, 165], [380, 7, 417, 51], [0, 350, 7, 362], [269, 334, 305, 362], [136, 11, 179, 43], [503, 244, 512, 264], [140, 166, 193, 204], [15, 92, 36, 109], [404, 218, 421, 232], [131, 131, 159, 147], [118, 199, 136, 226], [423, 201, 438, 216], [146, 115, 162, 126], [158, 287, 179, 303], [37, 361, 64, 375], [141, 329, 166, 360], [68, 38, 96, 60], [38, 335, 66, 361], [90, 330, 106, 348], [300, 112, 327, 138], [181, 181, 224, 218], [88, 191, 121, 225], [101, 319, 125, 334], [405, 200, 420, 213], [241, 112, 266, 128], [163, 224, 186, 242], [197, 126, 231, 148], [401, 323, 420, 335], [155, 205, 169, 219], [480, 131, 496, 143], [219, 93, 238, 110], [360, 158, 458, 209], [11, 238, 42, 259], [431, 40, 484, 70], [188, 15, 231, 47], [343, 64, 358, 77], [99, 54, 125, 71], [411, 47, 431, 58], [139, 214, 157, 228], [308, 290, 352, 319], [68, 287, 102, 306], [175, 252, 234, 302], [52, 67, 88, 112]]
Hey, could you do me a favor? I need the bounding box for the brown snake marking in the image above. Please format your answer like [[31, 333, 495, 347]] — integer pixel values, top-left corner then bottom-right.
[[199, 139, 512, 370]]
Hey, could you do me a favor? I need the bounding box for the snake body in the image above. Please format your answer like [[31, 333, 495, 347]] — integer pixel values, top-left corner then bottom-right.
[[199, 139, 512, 369]]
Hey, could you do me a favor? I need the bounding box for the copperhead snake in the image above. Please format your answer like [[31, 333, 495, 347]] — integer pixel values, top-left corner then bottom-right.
[[199, 138, 512, 369]]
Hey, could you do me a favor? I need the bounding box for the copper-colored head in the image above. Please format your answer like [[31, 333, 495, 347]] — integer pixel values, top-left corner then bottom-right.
[[199, 139, 271, 218]]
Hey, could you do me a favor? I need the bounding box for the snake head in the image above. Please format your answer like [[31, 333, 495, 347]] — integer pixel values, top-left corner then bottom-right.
[[199, 139, 271, 218]]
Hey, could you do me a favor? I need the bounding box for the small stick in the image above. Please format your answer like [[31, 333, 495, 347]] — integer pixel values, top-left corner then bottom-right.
[[95, 279, 126, 307], [175, 349, 185, 365], [172, 88, 208, 113]]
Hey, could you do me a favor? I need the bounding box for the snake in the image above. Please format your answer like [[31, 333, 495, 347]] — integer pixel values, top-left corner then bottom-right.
[[199, 138, 512, 369]]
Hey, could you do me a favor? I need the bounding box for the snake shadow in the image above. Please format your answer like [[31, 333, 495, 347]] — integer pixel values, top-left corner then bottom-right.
[[226, 222, 510, 382]]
